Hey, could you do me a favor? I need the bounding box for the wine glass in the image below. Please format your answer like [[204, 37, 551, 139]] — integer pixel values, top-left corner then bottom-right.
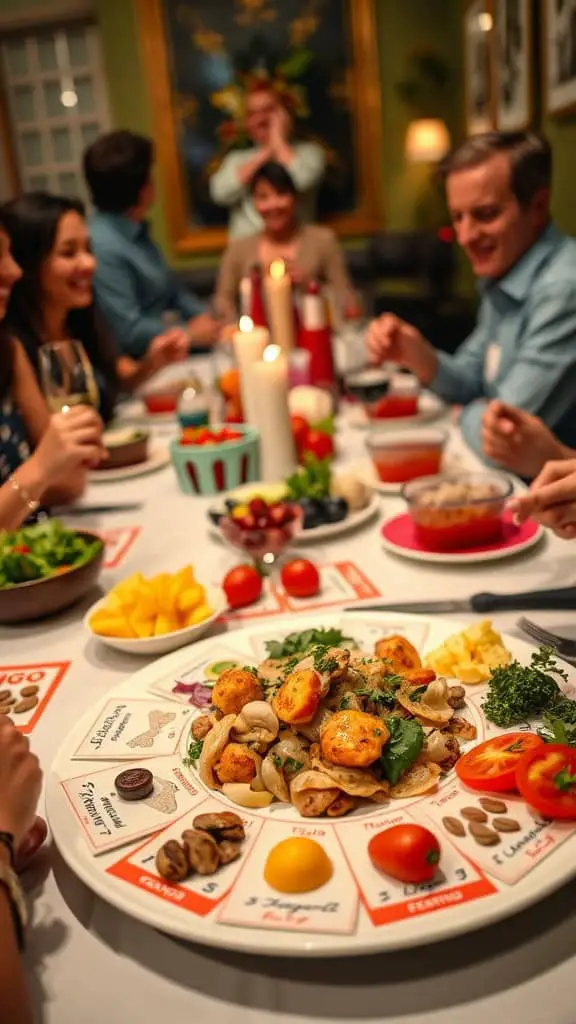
[[39, 340, 99, 413]]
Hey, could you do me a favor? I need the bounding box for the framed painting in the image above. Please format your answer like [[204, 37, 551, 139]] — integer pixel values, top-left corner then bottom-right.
[[136, 0, 383, 254], [543, 0, 576, 117], [494, 0, 533, 130], [463, 0, 494, 135]]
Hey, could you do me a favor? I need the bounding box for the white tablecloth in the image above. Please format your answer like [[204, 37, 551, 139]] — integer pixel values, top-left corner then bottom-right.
[[8, 359, 576, 1024]]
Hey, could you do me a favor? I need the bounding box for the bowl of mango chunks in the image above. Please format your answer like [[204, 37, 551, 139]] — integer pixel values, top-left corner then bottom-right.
[[85, 566, 226, 655]]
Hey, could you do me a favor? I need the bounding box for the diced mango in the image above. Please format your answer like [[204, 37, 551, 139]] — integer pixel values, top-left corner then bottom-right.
[[129, 615, 155, 639], [154, 614, 180, 636], [178, 584, 206, 614], [185, 603, 213, 626], [90, 611, 138, 639]]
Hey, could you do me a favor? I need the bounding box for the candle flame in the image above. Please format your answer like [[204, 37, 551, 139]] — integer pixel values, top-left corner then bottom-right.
[[238, 315, 254, 333], [263, 344, 282, 364], [269, 259, 286, 280]]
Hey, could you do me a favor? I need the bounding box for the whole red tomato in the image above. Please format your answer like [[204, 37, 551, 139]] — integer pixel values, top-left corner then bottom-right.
[[290, 415, 310, 450], [280, 559, 320, 598], [223, 565, 263, 609], [368, 825, 441, 883], [301, 429, 334, 461]]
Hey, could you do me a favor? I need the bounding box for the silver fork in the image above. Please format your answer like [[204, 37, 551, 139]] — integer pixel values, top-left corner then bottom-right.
[[517, 617, 576, 663]]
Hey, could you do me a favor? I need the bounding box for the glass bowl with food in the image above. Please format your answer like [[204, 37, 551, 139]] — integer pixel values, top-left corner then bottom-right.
[[402, 471, 513, 551], [366, 428, 447, 484], [212, 496, 304, 571]]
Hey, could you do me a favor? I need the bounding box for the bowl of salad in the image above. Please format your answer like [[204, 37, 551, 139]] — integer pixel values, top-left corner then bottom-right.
[[0, 519, 105, 623]]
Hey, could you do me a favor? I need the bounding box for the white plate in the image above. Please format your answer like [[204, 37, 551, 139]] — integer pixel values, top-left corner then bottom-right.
[[210, 492, 381, 545], [47, 610, 576, 958], [84, 585, 227, 655], [345, 390, 446, 430], [89, 443, 170, 483]]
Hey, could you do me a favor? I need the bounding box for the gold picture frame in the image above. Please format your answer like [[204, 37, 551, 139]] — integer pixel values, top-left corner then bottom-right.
[[462, 0, 495, 135], [493, 0, 534, 131], [542, 0, 576, 119], [135, 0, 383, 255]]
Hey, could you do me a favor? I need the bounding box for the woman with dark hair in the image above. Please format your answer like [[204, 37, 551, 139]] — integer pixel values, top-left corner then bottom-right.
[[2, 192, 189, 423], [214, 160, 353, 322], [0, 208, 104, 531]]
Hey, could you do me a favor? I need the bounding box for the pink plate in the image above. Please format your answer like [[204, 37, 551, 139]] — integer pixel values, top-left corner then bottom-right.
[[381, 512, 544, 564]]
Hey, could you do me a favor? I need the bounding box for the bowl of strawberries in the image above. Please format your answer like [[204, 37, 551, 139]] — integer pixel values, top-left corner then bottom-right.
[[210, 495, 303, 568]]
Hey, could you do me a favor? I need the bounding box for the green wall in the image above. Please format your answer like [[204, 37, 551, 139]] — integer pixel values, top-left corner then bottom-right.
[[94, 0, 464, 267]]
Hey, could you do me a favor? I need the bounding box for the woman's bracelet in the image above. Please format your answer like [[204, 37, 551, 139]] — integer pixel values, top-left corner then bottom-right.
[[9, 475, 40, 513]]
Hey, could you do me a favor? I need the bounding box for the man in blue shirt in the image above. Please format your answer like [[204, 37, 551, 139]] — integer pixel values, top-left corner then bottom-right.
[[84, 131, 220, 359], [366, 131, 576, 459]]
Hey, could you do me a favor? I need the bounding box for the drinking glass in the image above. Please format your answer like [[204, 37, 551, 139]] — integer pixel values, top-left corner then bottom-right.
[[39, 340, 99, 413]]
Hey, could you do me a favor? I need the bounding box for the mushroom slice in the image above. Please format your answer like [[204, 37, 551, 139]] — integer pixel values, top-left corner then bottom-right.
[[289, 770, 341, 817], [397, 678, 454, 725], [261, 752, 291, 803], [232, 700, 279, 751], [448, 716, 477, 742], [192, 812, 245, 842], [389, 761, 441, 799], [347, 654, 390, 689], [197, 714, 235, 789], [310, 753, 390, 801], [423, 730, 461, 768], [297, 706, 334, 743]]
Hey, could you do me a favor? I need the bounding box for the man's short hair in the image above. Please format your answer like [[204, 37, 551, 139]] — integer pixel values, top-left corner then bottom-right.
[[440, 130, 552, 207], [83, 130, 154, 213]]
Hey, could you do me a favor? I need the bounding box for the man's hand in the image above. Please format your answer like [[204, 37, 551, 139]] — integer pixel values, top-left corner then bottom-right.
[[365, 313, 438, 383], [482, 400, 566, 478], [146, 328, 190, 373], [508, 459, 576, 538], [187, 312, 221, 347]]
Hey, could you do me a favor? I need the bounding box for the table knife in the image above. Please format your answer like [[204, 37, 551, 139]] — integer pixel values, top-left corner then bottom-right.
[[344, 585, 576, 614], [52, 503, 143, 516]]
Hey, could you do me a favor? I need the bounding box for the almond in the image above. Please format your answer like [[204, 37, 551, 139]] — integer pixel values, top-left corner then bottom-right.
[[492, 816, 521, 833], [469, 822, 500, 846], [460, 806, 488, 822], [13, 696, 39, 714], [479, 797, 507, 815], [442, 816, 465, 837], [20, 685, 39, 698]]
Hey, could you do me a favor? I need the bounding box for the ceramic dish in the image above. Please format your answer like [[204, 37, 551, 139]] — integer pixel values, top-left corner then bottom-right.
[[90, 443, 170, 483], [380, 512, 544, 564], [346, 390, 446, 430]]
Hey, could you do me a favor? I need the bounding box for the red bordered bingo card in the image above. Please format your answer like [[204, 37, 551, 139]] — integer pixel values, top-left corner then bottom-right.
[[0, 661, 70, 734], [100, 526, 141, 569], [225, 561, 381, 622], [107, 798, 264, 917], [337, 808, 496, 927]]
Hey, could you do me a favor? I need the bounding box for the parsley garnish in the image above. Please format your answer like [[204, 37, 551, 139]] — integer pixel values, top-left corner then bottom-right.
[[272, 753, 283, 769], [353, 687, 396, 710], [482, 647, 569, 728], [265, 627, 352, 660], [183, 738, 204, 767], [284, 757, 304, 775]]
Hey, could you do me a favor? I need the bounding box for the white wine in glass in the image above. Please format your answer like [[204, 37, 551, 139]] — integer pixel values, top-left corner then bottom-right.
[[39, 340, 99, 413]]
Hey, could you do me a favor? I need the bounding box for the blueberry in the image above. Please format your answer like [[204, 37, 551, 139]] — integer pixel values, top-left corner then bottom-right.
[[224, 498, 237, 511], [298, 497, 325, 530], [322, 497, 349, 523], [208, 509, 224, 526]]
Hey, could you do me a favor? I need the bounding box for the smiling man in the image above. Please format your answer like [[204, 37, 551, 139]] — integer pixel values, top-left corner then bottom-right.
[[366, 131, 576, 458]]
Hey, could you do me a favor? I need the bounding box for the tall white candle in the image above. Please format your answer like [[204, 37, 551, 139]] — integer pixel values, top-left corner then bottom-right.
[[263, 259, 295, 354], [232, 315, 269, 426], [239, 276, 252, 316], [251, 344, 297, 481]]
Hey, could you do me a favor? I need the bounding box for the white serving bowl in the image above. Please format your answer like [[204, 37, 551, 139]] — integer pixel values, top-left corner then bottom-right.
[[84, 585, 227, 656]]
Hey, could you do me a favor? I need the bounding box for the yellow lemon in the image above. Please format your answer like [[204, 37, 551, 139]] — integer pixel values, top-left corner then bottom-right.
[[264, 838, 333, 894]]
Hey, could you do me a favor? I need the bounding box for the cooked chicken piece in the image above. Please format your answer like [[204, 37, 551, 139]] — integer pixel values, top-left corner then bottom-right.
[[214, 743, 262, 785], [257, 656, 293, 685], [198, 715, 235, 789], [347, 653, 390, 689], [374, 635, 422, 674], [320, 709, 389, 768], [289, 769, 341, 817], [191, 715, 214, 741], [448, 716, 477, 741], [447, 685, 466, 709], [326, 794, 356, 817], [212, 668, 263, 716], [325, 677, 363, 712], [272, 667, 325, 725]]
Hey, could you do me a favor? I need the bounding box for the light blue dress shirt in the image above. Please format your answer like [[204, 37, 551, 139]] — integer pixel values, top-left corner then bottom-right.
[[430, 223, 576, 458], [90, 212, 204, 358]]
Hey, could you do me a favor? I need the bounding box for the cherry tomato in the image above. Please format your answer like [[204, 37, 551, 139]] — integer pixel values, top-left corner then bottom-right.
[[290, 415, 310, 450], [455, 732, 544, 793], [12, 544, 30, 554], [222, 565, 263, 609], [301, 429, 334, 461], [280, 559, 320, 598], [515, 743, 576, 819], [368, 825, 441, 883]]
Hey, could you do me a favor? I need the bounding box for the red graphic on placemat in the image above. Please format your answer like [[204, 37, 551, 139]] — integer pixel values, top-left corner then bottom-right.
[[100, 526, 142, 569], [0, 661, 70, 734], [382, 512, 540, 558]]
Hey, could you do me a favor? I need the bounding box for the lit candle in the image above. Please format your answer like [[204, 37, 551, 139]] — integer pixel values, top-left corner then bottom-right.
[[263, 259, 295, 354], [251, 344, 297, 480], [231, 315, 270, 426]]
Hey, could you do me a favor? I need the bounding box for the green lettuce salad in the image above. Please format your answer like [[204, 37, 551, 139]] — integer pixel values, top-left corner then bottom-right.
[[0, 519, 103, 588]]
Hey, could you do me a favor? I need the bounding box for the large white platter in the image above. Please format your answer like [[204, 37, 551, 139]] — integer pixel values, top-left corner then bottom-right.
[[46, 610, 576, 958]]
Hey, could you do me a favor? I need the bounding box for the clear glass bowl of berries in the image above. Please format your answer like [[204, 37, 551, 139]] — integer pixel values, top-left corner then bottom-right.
[[210, 496, 303, 571]]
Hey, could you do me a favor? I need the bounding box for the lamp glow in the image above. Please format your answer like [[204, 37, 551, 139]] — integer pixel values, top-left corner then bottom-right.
[[405, 119, 451, 164]]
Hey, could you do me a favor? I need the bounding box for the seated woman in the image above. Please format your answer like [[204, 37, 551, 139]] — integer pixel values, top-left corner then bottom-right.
[[1, 193, 189, 423], [214, 161, 354, 323], [0, 211, 104, 531]]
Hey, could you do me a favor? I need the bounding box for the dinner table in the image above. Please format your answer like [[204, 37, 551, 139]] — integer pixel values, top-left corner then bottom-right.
[[6, 355, 576, 1024]]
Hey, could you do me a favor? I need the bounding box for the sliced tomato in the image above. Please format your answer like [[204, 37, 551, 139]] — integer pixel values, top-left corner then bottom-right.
[[455, 732, 544, 793], [515, 744, 576, 819]]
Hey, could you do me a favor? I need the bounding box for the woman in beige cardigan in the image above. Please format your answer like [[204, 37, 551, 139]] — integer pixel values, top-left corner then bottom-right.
[[214, 161, 353, 323]]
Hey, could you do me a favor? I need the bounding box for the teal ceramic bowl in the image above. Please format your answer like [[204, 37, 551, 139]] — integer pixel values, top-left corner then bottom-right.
[[170, 424, 260, 495]]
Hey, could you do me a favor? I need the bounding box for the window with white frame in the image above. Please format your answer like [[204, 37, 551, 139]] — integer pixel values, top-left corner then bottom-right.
[[0, 21, 111, 202]]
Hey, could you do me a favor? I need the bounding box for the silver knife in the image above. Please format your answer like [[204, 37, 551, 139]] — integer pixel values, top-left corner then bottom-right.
[[344, 586, 576, 614], [52, 503, 143, 516]]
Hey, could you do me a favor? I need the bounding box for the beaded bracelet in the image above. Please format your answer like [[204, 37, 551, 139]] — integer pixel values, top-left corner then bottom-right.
[[9, 475, 41, 513]]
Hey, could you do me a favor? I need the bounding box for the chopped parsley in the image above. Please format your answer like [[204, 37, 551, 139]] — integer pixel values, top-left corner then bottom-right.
[[183, 738, 204, 767], [483, 647, 570, 728], [353, 687, 396, 710], [265, 627, 352, 660], [284, 757, 304, 775], [408, 685, 428, 704], [311, 646, 339, 674], [272, 753, 283, 769]]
